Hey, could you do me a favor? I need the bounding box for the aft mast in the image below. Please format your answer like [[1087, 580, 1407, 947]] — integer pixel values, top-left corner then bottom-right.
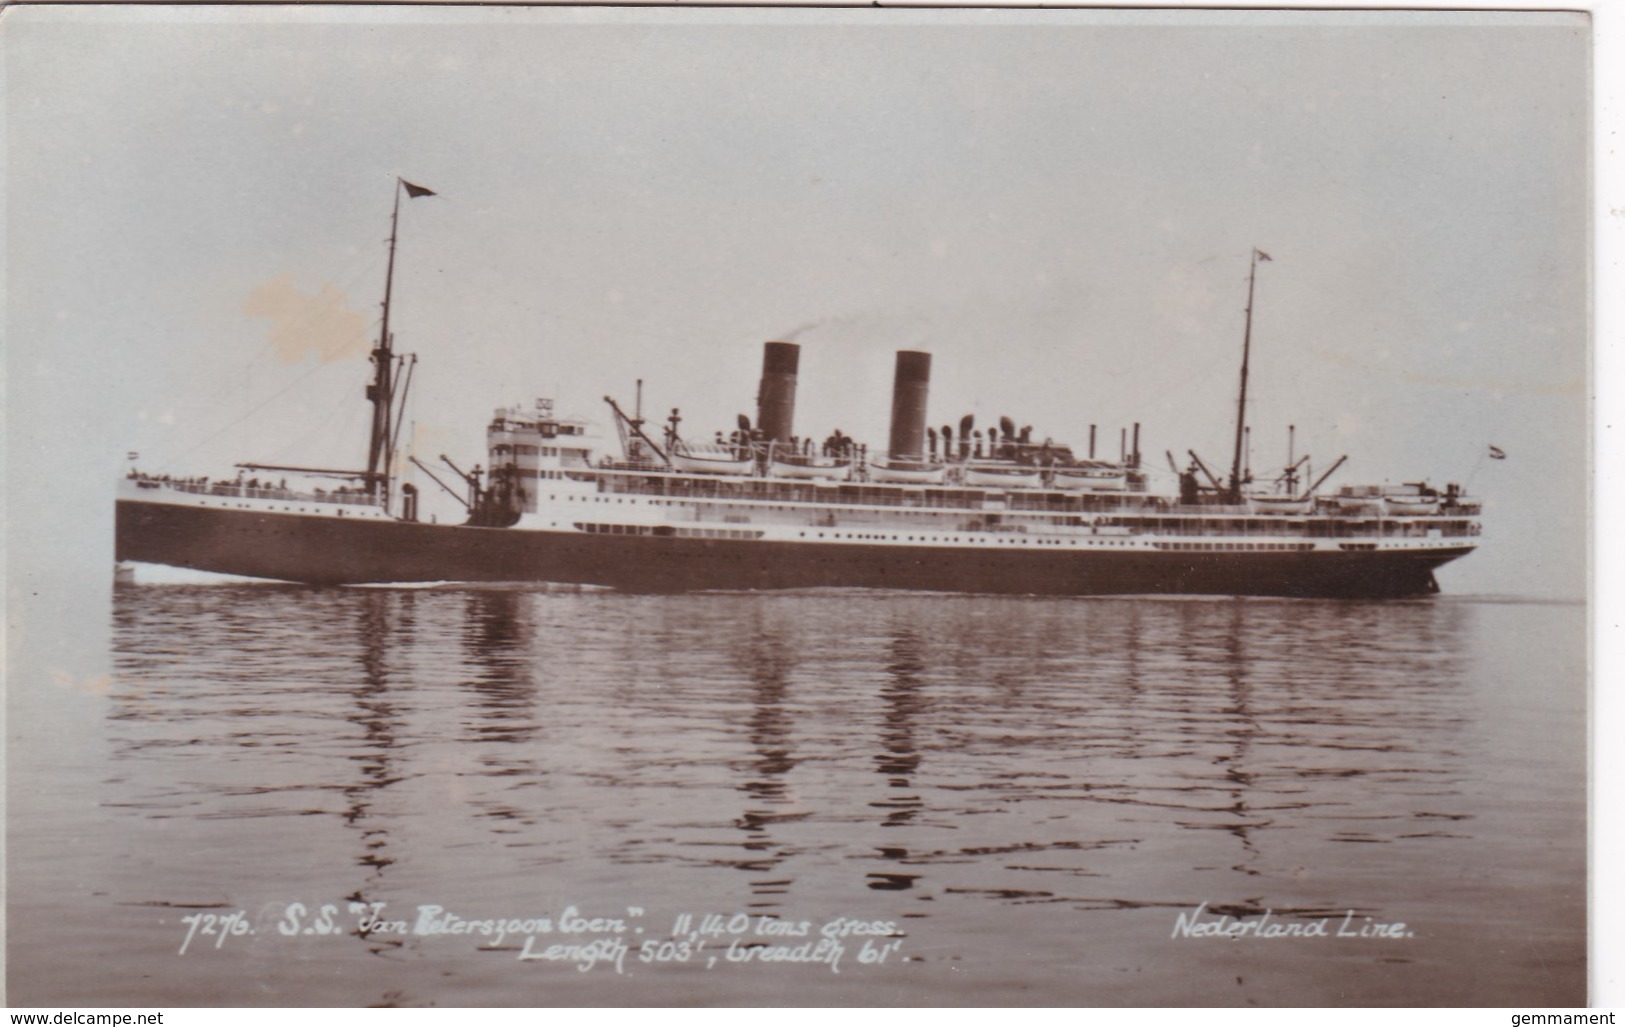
[[1228, 247, 1271, 503], [365, 177, 437, 507]]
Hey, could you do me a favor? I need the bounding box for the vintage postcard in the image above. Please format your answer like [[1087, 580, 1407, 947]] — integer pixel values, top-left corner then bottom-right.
[[2, 4, 1598, 1008]]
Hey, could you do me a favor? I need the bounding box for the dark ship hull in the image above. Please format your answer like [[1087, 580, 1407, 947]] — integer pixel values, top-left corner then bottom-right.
[[116, 497, 1466, 598]]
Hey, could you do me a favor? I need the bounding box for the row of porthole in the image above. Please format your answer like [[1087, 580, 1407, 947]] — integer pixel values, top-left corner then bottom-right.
[[790, 531, 1141, 547], [545, 494, 1468, 536], [536, 508, 1419, 550], [549, 494, 1301, 537], [536, 524, 1438, 553], [1158, 541, 1314, 552], [530, 518, 1419, 552], [186, 500, 382, 518], [547, 498, 1180, 541], [563, 493, 1083, 523]]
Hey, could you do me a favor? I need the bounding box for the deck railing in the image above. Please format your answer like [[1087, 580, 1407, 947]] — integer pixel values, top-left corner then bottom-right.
[[584, 471, 1477, 523], [132, 476, 378, 507]]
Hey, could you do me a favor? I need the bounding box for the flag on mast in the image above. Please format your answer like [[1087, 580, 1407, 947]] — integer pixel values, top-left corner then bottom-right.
[[400, 179, 437, 199], [1254, 248, 1272, 262]]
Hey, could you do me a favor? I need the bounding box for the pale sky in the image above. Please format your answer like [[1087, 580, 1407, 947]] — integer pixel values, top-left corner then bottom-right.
[[4, 6, 1590, 599]]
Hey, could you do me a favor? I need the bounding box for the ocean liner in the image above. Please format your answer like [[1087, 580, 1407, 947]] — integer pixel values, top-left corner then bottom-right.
[[115, 188, 1481, 597]]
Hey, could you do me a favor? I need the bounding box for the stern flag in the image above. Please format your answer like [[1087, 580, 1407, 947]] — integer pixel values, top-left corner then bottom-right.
[[400, 179, 437, 199], [1489, 445, 1507, 460]]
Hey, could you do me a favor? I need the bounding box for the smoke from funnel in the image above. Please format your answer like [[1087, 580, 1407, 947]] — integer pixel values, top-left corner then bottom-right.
[[778, 320, 823, 342]]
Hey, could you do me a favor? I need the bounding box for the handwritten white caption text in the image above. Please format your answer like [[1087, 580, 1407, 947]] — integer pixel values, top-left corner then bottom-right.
[[174, 903, 904, 973]]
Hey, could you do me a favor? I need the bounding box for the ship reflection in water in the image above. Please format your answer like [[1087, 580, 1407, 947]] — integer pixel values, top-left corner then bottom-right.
[[12, 586, 1584, 1006]]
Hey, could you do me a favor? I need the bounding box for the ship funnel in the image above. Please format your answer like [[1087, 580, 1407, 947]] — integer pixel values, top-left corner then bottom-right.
[[887, 350, 933, 462], [756, 341, 800, 443]]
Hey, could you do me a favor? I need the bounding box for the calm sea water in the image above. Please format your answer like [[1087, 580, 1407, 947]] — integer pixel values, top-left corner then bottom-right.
[[7, 584, 1585, 1006]]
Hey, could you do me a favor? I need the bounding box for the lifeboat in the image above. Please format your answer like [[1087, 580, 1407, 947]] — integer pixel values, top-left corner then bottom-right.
[[868, 459, 947, 485], [669, 444, 755, 476], [1382, 485, 1441, 516], [1050, 464, 1127, 492], [963, 461, 1042, 489], [770, 452, 852, 481], [1329, 484, 1383, 514], [1247, 493, 1314, 515]]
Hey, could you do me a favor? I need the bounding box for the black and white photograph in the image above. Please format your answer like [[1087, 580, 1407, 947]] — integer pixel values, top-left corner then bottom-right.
[[2, 4, 1597, 1008]]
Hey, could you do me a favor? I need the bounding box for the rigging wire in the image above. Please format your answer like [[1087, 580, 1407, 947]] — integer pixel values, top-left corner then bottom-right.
[[163, 358, 339, 468], [151, 249, 390, 470], [266, 386, 370, 467]]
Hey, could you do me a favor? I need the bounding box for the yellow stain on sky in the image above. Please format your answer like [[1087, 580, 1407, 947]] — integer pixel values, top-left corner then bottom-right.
[[244, 274, 370, 365], [52, 669, 113, 696]]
